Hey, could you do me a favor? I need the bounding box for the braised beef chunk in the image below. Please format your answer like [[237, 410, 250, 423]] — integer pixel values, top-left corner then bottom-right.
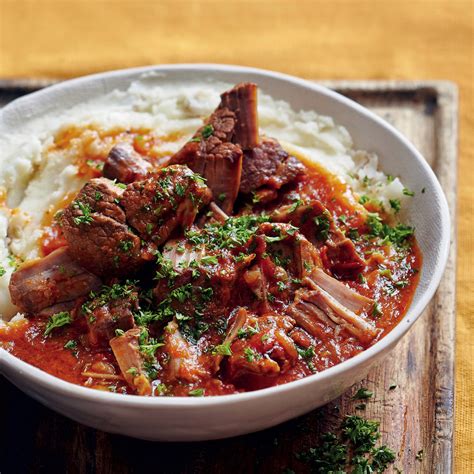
[[239, 223, 322, 312], [240, 138, 304, 195], [70, 177, 127, 222], [224, 312, 298, 382], [61, 178, 148, 278], [82, 284, 138, 345], [9, 247, 101, 315], [121, 165, 212, 245], [170, 110, 243, 214], [289, 282, 378, 344], [109, 328, 152, 395], [153, 237, 254, 316], [103, 144, 152, 184], [272, 200, 365, 278], [219, 82, 259, 149], [162, 319, 210, 383]]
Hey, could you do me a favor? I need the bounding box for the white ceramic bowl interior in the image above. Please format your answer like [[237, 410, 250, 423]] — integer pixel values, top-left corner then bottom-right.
[[0, 64, 450, 441]]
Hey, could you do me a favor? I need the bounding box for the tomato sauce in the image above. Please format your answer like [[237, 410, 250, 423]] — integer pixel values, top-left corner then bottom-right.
[[0, 127, 421, 397]]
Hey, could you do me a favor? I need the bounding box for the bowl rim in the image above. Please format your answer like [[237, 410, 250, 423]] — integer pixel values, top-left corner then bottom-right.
[[0, 63, 451, 408]]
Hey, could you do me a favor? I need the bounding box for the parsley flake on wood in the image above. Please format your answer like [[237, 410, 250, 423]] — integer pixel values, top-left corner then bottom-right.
[[296, 415, 396, 473], [352, 388, 374, 400]]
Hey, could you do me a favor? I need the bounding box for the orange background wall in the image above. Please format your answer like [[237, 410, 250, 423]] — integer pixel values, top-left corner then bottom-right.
[[1, 0, 472, 470]]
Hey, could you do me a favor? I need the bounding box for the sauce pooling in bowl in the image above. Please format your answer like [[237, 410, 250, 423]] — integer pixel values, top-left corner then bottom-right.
[[0, 83, 421, 397]]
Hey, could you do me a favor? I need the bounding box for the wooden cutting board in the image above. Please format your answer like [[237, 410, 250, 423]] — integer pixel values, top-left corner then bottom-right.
[[0, 80, 457, 474]]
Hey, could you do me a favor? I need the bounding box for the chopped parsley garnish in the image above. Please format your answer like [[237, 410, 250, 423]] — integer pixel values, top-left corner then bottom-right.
[[72, 201, 93, 226], [379, 268, 392, 279], [0, 265, 5, 277], [403, 187, 415, 197], [296, 415, 396, 473], [126, 367, 138, 377], [358, 273, 367, 284], [63, 339, 78, 355], [313, 211, 331, 242], [237, 323, 260, 339], [359, 195, 370, 205], [44, 311, 72, 336], [189, 388, 205, 397], [296, 432, 347, 472], [244, 347, 259, 362], [201, 124, 214, 139], [372, 446, 397, 471], [175, 182, 186, 197], [119, 240, 133, 253], [115, 329, 125, 337], [389, 383, 398, 390], [146, 222, 153, 234], [297, 345, 316, 360], [348, 228, 360, 240], [389, 198, 401, 213], [372, 302, 383, 317], [186, 214, 270, 251], [218, 192, 226, 202], [288, 198, 303, 213], [415, 449, 424, 462], [352, 388, 373, 400], [138, 327, 164, 366], [94, 191, 103, 201], [212, 342, 233, 356], [200, 255, 218, 266], [366, 212, 414, 246], [82, 281, 137, 316]]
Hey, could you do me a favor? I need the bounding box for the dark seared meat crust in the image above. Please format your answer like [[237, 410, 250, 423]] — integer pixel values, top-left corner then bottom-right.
[[9, 247, 101, 315], [61, 178, 148, 277], [121, 165, 212, 245], [170, 109, 243, 214], [240, 138, 304, 194], [219, 82, 259, 150], [71, 178, 126, 222], [103, 144, 152, 184], [86, 292, 138, 345]]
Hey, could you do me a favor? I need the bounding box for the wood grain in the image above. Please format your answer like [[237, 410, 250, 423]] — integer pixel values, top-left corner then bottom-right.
[[0, 80, 457, 474]]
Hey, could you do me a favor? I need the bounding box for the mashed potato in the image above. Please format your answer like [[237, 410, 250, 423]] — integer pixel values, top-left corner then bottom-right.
[[0, 79, 408, 320]]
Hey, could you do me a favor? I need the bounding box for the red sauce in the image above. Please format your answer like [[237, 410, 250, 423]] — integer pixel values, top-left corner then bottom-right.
[[1, 128, 421, 397]]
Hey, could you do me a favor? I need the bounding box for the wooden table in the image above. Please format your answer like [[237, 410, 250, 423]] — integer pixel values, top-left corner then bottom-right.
[[0, 80, 458, 473]]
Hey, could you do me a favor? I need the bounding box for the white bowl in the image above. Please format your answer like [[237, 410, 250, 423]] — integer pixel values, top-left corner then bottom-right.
[[0, 64, 450, 441]]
